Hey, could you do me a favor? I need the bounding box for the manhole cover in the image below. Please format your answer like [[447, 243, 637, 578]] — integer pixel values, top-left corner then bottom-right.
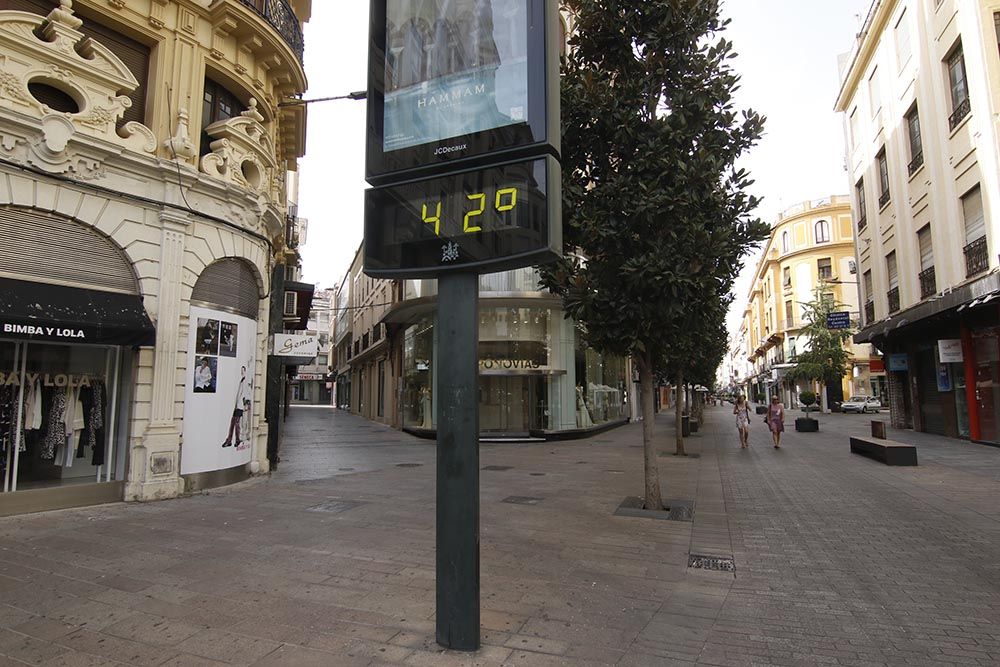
[[481, 465, 513, 471], [688, 554, 735, 572], [395, 463, 423, 468], [501, 496, 543, 505], [306, 499, 366, 514]]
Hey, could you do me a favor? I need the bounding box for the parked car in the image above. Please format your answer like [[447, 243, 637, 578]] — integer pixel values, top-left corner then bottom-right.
[[841, 396, 882, 414]]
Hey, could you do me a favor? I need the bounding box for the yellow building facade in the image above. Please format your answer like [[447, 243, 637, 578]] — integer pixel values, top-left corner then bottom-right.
[[740, 197, 881, 409]]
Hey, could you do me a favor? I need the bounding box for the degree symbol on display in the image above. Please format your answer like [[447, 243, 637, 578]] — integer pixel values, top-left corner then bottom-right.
[[420, 187, 520, 238]]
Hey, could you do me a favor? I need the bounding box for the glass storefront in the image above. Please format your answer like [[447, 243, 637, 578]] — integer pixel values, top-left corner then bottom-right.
[[400, 306, 627, 436], [1, 340, 129, 494]]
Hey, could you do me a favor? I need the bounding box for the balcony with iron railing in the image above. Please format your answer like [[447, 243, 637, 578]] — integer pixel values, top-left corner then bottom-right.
[[857, 216, 867, 233], [864, 300, 875, 325], [948, 97, 971, 131], [878, 189, 890, 209], [919, 266, 936, 299], [237, 0, 305, 64], [907, 150, 924, 176], [285, 216, 299, 249], [887, 286, 900, 314], [964, 236, 989, 278]]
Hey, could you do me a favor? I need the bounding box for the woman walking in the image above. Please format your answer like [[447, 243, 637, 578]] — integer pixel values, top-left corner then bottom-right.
[[767, 395, 785, 448], [733, 394, 750, 448]]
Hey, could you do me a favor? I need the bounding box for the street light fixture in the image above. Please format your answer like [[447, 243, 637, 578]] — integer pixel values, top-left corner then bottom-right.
[[278, 90, 367, 107]]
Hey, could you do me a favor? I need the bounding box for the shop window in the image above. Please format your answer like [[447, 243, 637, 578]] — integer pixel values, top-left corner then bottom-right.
[[1, 341, 130, 495]]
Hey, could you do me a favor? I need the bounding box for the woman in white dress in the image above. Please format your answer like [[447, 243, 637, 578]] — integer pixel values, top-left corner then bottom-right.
[[733, 394, 750, 449]]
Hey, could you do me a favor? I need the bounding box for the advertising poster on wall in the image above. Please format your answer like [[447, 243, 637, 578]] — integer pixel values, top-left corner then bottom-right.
[[181, 306, 257, 475], [383, 0, 528, 152]]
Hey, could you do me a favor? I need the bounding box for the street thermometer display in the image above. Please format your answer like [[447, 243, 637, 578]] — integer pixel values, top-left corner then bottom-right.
[[364, 156, 560, 277]]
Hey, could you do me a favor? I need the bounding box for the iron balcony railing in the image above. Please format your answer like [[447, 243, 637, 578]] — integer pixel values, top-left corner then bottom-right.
[[919, 266, 937, 299], [964, 235, 989, 277], [907, 150, 924, 176], [887, 287, 900, 314], [949, 97, 971, 131], [237, 0, 305, 64], [857, 216, 867, 233], [878, 189, 890, 209], [864, 300, 875, 324]]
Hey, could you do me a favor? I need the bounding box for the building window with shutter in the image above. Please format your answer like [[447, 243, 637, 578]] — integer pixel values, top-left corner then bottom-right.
[[946, 42, 970, 130], [817, 258, 833, 281], [815, 220, 831, 244], [201, 78, 247, 155], [856, 178, 867, 231], [905, 105, 923, 175], [782, 231, 789, 253], [962, 185, 988, 277], [877, 149, 890, 208], [917, 225, 935, 298]]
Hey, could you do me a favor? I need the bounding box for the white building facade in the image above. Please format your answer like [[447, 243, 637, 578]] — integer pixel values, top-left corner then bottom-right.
[[836, 0, 1000, 440]]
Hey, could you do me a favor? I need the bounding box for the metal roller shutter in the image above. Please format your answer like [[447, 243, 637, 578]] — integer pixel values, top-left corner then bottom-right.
[[0, 206, 138, 294], [191, 259, 261, 320]]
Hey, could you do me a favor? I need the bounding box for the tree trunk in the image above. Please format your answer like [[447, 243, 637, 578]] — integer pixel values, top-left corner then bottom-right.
[[675, 369, 686, 456], [637, 353, 663, 511]]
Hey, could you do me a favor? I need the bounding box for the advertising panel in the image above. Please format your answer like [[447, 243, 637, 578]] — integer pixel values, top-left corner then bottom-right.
[[182, 306, 257, 475], [383, 0, 528, 153]]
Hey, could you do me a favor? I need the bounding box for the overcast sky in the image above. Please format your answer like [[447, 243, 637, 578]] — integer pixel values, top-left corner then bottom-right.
[[296, 0, 875, 320]]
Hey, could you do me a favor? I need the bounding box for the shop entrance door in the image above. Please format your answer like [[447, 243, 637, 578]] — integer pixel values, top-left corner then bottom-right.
[[974, 334, 1000, 443], [479, 376, 543, 435]]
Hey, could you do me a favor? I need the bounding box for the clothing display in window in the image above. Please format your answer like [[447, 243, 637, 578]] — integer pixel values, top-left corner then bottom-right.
[[41, 387, 67, 460], [80, 381, 106, 466]]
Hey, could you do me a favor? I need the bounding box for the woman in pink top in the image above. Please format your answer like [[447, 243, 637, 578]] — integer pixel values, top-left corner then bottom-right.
[[767, 395, 785, 449]]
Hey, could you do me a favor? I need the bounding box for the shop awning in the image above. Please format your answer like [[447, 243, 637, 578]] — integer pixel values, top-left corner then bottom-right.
[[0, 278, 155, 347]]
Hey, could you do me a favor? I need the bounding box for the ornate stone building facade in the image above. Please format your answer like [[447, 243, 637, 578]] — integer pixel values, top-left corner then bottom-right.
[[0, 0, 309, 515]]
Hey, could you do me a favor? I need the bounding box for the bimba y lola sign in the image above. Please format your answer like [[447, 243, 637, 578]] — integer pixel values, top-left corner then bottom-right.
[[3, 323, 86, 339]]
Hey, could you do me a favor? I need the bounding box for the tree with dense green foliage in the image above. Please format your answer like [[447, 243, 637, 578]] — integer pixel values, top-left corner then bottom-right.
[[541, 0, 769, 510], [787, 284, 855, 408]]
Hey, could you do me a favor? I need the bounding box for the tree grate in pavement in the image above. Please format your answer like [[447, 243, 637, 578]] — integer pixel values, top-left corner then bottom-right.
[[482, 465, 513, 471], [502, 496, 544, 505], [615, 497, 694, 521], [395, 463, 423, 468], [688, 554, 735, 572], [306, 499, 367, 513]]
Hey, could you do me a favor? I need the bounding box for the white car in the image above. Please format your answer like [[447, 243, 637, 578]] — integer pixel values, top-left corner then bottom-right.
[[841, 396, 882, 414]]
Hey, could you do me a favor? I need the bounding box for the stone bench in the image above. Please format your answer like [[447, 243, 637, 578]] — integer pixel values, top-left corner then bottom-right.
[[849, 436, 918, 466]]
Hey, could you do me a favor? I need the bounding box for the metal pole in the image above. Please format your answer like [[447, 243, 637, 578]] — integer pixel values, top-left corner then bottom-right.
[[435, 272, 480, 651]]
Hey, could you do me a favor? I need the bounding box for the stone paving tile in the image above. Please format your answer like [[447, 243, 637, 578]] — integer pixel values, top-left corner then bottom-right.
[[4, 408, 1000, 665]]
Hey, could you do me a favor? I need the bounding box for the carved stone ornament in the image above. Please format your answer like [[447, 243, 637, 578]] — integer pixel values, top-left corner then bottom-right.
[[163, 107, 196, 161], [0, 1, 157, 159], [200, 98, 278, 199]]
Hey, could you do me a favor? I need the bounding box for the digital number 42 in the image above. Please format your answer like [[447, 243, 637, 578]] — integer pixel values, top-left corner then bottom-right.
[[421, 187, 518, 237]]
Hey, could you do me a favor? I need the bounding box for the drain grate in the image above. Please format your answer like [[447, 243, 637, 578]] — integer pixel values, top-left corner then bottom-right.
[[659, 452, 701, 458], [306, 499, 366, 514], [481, 465, 513, 471], [501, 496, 543, 505], [688, 554, 735, 572], [529, 472, 546, 476], [605, 469, 625, 474], [395, 463, 423, 468]]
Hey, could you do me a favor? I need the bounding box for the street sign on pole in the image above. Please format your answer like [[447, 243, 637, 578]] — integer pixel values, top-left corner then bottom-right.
[[826, 311, 851, 329], [363, 0, 562, 652]]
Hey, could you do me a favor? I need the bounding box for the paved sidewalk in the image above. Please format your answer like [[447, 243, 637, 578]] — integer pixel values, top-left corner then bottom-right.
[[1, 406, 1000, 665]]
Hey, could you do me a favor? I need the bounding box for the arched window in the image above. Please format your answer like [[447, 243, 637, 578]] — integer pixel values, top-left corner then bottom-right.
[[815, 219, 831, 244], [781, 231, 789, 253]]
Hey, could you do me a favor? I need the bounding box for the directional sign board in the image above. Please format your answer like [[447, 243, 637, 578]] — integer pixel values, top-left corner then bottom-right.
[[826, 311, 851, 329]]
